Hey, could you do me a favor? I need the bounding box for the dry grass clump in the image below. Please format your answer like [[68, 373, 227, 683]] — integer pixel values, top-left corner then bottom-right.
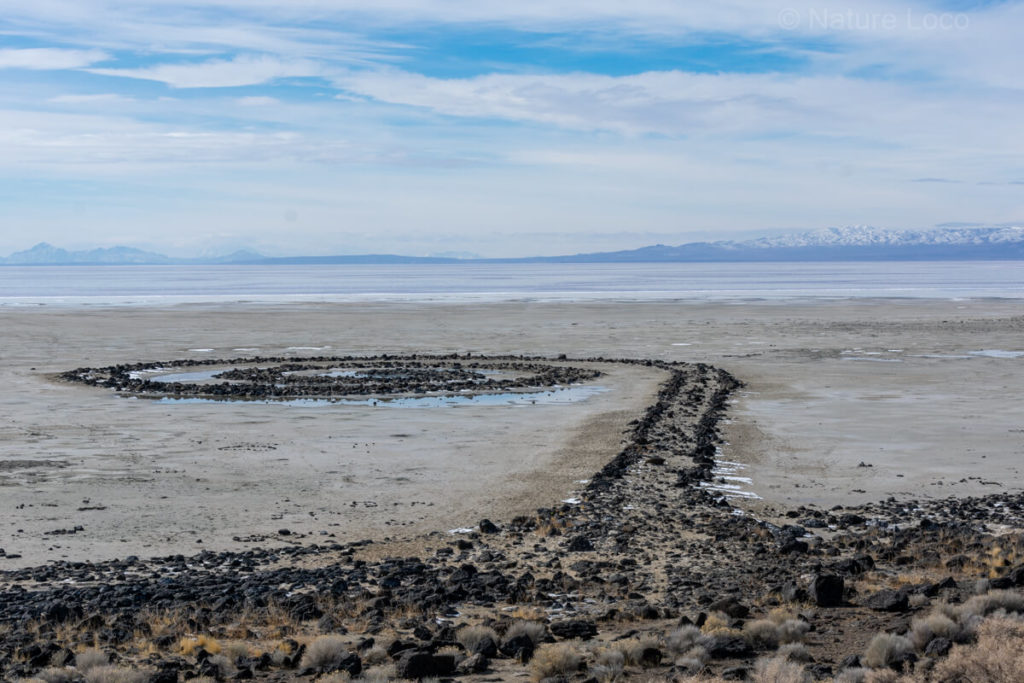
[[927, 615, 1024, 681], [777, 619, 811, 644], [834, 668, 915, 683], [957, 589, 1024, 620], [362, 645, 389, 666], [666, 625, 702, 655], [34, 669, 77, 683], [908, 593, 930, 609], [457, 624, 498, 651], [612, 635, 662, 667], [833, 668, 870, 683], [178, 634, 221, 656], [749, 656, 811, 683], [82, 666, 153, 683], [436, 645, 466, 663], [204, 654, 236, 678], [908, 612, 963, 650], [744, 610, 809, 648], [700, 611, 735, 635], [863, 633, 914, 669], [505, 619, 548, 646], [360, 665, 396, 683], [219, 640, 251, 661], [590, 649, 625, 682], [777, 643, 812, 663], [74, 649, 109, 673], [530, 641, 583, 682], [300, 634, 350, 670], [744, 619, 783, 647]]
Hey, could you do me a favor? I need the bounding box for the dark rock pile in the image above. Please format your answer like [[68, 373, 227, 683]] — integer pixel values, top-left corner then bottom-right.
[[59, 354, 603, 400]]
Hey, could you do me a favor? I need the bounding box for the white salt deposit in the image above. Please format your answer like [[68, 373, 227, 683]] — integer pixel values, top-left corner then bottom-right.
[[969, 349, 1024, 359]]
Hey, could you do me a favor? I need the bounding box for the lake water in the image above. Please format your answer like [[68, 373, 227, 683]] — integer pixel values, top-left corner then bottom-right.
[[0, 261, 1022, 305]]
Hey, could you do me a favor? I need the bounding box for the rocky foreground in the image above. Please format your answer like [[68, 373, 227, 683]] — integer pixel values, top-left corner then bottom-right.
[[3, 357, 1024, 682]]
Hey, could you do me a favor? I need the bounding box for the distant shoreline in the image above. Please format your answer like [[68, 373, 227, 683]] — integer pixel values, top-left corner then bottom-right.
[[1, 261, 1022, 305]]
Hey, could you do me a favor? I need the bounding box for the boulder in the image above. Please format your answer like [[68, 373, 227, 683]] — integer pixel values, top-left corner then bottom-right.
[[812, 574, 845, 607], [566, 536, 594, 552], [861, 589, 909, 612], [550, 619, 598, 640]]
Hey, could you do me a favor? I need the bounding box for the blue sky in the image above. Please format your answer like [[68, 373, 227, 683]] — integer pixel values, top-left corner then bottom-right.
[[1, 1, 1022, 257]]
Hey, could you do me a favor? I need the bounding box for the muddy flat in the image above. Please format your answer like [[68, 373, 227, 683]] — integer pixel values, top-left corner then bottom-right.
[[1, 299, 1022, 567]]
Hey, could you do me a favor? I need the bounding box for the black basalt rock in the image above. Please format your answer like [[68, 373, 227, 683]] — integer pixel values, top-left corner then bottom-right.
[[812, 574, 845, 607]]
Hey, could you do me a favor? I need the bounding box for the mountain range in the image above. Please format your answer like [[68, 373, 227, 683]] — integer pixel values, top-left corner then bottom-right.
[[3, 226, 1023, 265]]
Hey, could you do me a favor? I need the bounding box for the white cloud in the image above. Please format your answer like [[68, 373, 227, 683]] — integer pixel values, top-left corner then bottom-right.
[[236, 96, 280, 106], [89, 54, 323, 88], [335, 68, 1024, 151], [49, 93, 131, 104], [0, 48, 109, 70]]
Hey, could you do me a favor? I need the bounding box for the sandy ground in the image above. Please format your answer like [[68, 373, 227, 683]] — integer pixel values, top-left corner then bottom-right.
[[1, 298, 1023, 568]]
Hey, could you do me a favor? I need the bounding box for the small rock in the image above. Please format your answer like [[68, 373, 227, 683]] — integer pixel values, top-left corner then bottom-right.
[[457, 653, 489, 674], [925, 637, 952, 657]]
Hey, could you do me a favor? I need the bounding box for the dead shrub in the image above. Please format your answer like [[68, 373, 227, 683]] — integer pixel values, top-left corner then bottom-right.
[[957, 589, 1024, 621], [777, 643, 812, 662], [666, 625, 702, 655], [613, 636, 661, 666], [744, 619, 781, 648], [908, 612, 962, 650], [179, 635, 221, 656], [300, 634, 349, 670], [204, 654, 235, 678], [35, 669, 77, 683], [863, 633, 914, 669], [82, 666, 153, 683], [750, 656, 811, 683], [457, 624, 498, 652], [530, 641, 582, 682], [505, 619, 547, 646], [360, 665, 396, 683], [315, 675, 350, 683], [833, 668, 869, 683], [928, 615, 1024, 682], [220, 640, 251, 661], [74, 649, 110, 673], [700, 611, 733, 634], [777, 619, 810, 644], [908, 593, 930, 609], [362, 646, 389, 666], [592, 649, 625, 682]]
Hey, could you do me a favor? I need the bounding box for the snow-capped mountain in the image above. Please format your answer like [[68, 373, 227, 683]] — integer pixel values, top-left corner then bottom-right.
[[522, 225, 1024, 262], [741, 225, 1024, 249]]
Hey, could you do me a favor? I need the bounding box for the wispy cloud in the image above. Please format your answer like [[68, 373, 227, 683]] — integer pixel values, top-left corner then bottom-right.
[[89, 54, 323, 88], [0, 48, 109, 70]]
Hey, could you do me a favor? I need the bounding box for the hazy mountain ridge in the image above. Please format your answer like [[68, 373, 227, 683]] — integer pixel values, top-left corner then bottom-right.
[[3, 226, 1024, 264], [2, 242, 172, 265], [0, 243, 261, 265]]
